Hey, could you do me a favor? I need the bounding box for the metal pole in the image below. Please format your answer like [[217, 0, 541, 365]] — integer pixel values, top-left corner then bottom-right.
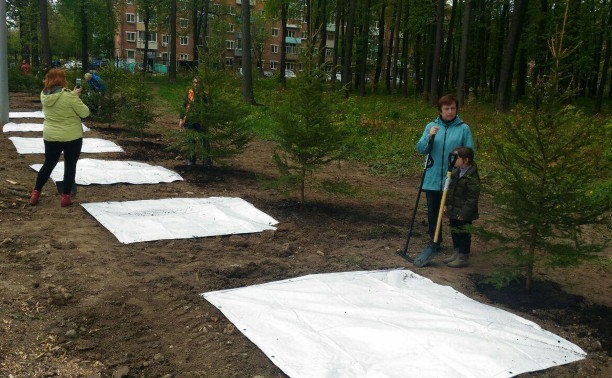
[[0, 0, 10, 125]]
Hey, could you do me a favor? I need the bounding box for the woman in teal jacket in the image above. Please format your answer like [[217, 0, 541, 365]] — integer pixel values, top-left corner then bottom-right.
[[30, 69, 90, 207], [415, 95, 474, 250]]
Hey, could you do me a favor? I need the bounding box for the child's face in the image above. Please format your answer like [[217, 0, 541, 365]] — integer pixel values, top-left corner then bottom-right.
[[453, 154, 470, 168]]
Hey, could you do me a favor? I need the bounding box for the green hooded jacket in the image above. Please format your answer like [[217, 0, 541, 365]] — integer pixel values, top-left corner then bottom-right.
[[40, 88, 90, 141]]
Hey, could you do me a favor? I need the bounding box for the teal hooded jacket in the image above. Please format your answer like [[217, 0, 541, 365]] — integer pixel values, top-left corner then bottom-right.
[[415, 115, 474, 192]]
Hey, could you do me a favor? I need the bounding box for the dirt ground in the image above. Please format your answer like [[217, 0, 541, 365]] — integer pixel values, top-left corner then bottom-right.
[[1, 92, 610, 377]]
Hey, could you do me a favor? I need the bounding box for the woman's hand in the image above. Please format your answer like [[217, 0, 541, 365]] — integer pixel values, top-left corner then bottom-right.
[[74, 87, 82, 96], [429, 126, 439, 140]]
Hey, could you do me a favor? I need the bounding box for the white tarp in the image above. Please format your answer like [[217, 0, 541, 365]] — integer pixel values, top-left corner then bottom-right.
[[202, 270, 587, 378], [30, 158, 183, 185], [3, 122, 90, 133], [9, 137, 123, 154], [82, 197, 278, 244], [9, 111, 45, 119]]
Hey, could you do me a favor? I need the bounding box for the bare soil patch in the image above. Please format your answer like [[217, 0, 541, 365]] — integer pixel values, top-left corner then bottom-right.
[[1, 92, 610, 377]]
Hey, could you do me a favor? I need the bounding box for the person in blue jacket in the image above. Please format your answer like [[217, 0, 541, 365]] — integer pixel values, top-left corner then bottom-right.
[[415, 94, 474, 252], [84, 72, 106, 94]]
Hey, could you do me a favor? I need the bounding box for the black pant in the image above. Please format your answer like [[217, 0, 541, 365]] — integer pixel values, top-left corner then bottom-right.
[[450, 218, 472, 254], [35, 138, 82, 195], [185, 123, 210, 164], [425, 191, 443, 243]]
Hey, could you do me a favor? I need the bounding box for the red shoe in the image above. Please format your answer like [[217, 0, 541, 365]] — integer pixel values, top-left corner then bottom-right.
[[29, 189, 40, 205], [60, 194, 74, 207]]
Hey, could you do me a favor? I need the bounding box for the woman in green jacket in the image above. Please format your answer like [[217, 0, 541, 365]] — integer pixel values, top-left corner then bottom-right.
[[30, 69, 90, 207]]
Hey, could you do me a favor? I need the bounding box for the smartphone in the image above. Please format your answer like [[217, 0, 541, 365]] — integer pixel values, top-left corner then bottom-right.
[[75, 78, 82, 88]]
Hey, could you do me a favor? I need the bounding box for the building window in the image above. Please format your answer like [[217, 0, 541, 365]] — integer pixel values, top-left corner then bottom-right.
[[180, 53, 189, 60], [126, 31, 136, 42], [180, 18, 188, 28], [137, 13, 144, 23], [327, 33, 334, 41], [228, 6, 235, 15], [228, 23, 234, 33], [271, 44, 278, 53], [126, 50, 135, 61], [287, 30, 296, 38], [286, 62, 294, 70], [126, 13, 135, 23], [325, 47, 333, 57], [226, 57, 233, 67], [162, 34, 169, 45], [286, 43, 298, 54], [138, 31, 157, 42], [226, 40, 234, 50], [270, 61, 278, 70], [180, 36, 188, 45], [272, 28, 279, 37], [127, 0, 133, 4]]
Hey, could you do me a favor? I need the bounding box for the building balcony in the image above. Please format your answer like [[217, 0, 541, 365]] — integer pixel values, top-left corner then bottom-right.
[[137, 41, 158, 50]]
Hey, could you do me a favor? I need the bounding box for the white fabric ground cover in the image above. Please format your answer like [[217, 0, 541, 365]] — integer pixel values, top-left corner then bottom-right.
[[30, 158, 182, 185], [3, 122, 90, 133], [9, 137, 123, 154], [9, 111, 45, 118], [82, 197, 278, 244], [202, 270, 586, 378]]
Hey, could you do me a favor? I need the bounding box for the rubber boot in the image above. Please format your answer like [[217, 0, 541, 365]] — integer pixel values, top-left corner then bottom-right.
[[443, 248, 460, 264], [29, 189, 41, 206], [60, 194, 74, 207], [447, 253, 469, 268]]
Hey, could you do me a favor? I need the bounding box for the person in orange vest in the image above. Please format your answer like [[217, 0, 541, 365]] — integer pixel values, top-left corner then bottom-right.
[[21, 60, 32, 75], [179, 77, 211, 167]]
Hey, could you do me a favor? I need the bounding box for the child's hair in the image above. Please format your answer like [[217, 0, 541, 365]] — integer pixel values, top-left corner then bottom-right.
[[43, 69, 68, 92], [453, 146, 475, 165], [84, 73, 93, 80]]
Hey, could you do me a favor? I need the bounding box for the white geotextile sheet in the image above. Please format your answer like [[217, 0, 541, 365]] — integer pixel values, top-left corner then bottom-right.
[[82, 197, 278, 244], [9, 137, 123, 154], [30, 158, 183, 185], [3, 122, 90, 133], [202, 270, 587, 378], [9, 111, 45, 118]]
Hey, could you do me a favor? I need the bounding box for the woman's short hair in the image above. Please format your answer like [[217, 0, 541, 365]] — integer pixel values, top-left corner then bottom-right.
[[453, 146, 475, 164], [84, 73, 93, 80], [43, 69, 68, 92], [437, 94, 458, 112]]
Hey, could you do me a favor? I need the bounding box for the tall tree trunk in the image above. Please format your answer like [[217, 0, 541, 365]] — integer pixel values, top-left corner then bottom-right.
[[456, 0, 471, 107], [358, 0, 371, 96], [280, 3, 288, 88], [169, 0, 177, 83], [424, 23, 435, 93], [39, 0, 51, 68], [533, 0, 548, 86], [595, 4, 612, 113], [192, 1, 200, 67], [441, 0, 457, 92], [373, 3, 385, 90], [241, 0, 255, 104], [514, 44, 527, 101], [415, 33, 423, 93], [317, 0, 328, 67], [80, 0, 88, 73], [493, 1, 509, 94], [495, 0, 529, 111], [401, 0, 409, 96], [385, 1, 397, 93], [589, 1, 607, 97], [391, 0, 402, 91], [331, 0, 342, 85], [202, 0, 210, 52], [429, 0, 444, 105], [143, 7, 150, 77], [342, 0, 357, 96]]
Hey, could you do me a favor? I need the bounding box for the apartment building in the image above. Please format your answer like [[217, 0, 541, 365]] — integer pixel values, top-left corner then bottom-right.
[[114, 0, 334, 73]]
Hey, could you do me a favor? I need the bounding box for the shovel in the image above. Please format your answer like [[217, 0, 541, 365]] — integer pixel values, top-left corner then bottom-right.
[[413, 152, 457, 268], [396, 146, 434, 263]]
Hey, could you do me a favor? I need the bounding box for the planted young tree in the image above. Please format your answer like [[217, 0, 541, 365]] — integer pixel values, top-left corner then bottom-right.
[[91, 66, 127, 127], [120, 73, 158, 143], [177, 64, 253, 167], [481, 18, 611, 292], [269, 49, 350, 207]]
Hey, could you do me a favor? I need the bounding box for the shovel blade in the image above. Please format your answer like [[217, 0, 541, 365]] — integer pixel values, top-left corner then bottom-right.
[[413, 244, 440, 268]]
